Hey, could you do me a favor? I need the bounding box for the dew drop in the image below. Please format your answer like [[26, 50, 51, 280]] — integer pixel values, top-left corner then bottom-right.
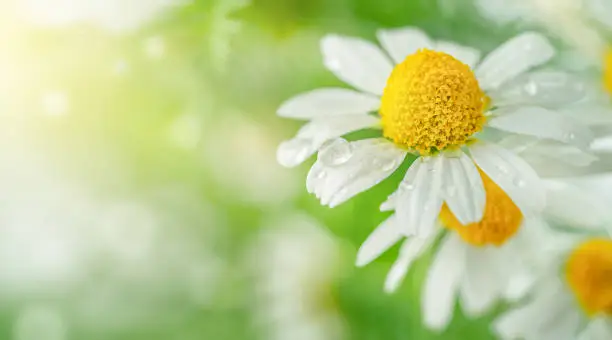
[[381, 158, 399, 172], [401, 182, 415, 191], [496, 164, 509, 174], [319, 138, 353, 167], [513, 177, 526, 187], [565, 132, 576, 141], [524, 82, 538, 96]]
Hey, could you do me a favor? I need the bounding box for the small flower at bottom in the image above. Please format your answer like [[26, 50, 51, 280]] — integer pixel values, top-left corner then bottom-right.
[[357, 174, 612, 332], [494, 236, 612, 340]]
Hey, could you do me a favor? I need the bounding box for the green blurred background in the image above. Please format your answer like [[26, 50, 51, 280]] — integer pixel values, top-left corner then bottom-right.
[[0, 0, 544, 339]]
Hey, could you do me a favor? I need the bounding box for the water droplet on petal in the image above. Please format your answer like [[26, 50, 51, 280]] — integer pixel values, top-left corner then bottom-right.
[[524, 82, 538, 96], [381, 158, 399, 172], [496, 165, 509, 174], [513, 177, 526, 187], [401, 182, 415, 191], [319, 138, 353, 167], [565, 132, 576, 141]]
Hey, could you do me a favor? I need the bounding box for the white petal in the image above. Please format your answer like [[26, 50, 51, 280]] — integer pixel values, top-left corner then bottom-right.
[[543, 179, 611, 231], [474, 0, 525, 24], [355, 215, 402, 267], [435, 41, 481, 68], [376, 27, 433, 64], [442, 152, 485, 225], [503, 273, 536, 302], [579, 317, 612, 340], [475, 32, 555, 91], [277, 115, 379, 167], [380, 188, 400, 212], [493, 302, 540, 339], [277, 88, 380, 119], [277, 138, 319, 168], [469, 142, 545, 214], [494, 280, 573, 340], [384, 231, 437, 293], [490, 71, 586, 108], [422, 234, 465, 331], [306, 139, 406, 207], [460, 247, 505, 317], [396, 156, 445, 237], [586, 0, 612, 32], [522, 142, 598, 168], [321, 34, 393, 95], [488, 107, 593, 149]]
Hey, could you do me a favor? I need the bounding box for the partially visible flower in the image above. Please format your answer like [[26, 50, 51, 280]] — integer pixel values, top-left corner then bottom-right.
[[356, 170, 612, 331], [247, 214, 345, 340], [475, 0, 612, 90], [277, 27, 592, 238], [494, 234, 612, 340]]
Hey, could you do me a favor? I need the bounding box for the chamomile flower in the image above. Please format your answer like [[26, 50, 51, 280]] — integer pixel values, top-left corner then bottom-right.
[[475, 0, 612, 93], [248, 214, 345, 340], [494, 235, 612, 340], [356, 168, 612, 331], [277, 27, 592, 236]]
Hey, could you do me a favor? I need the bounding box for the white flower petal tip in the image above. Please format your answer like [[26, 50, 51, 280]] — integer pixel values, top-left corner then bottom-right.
[[476, 32, 555, 91], [396, 157, 445, 237], [277, 138, 317, 168], [278, 116, 380, 168], [544, 180, 612, 231], [383, 236, 434, 293], [277, 88, 380, 119], [320, 34, 393, 95], [488, 107, 594, 149], [442, 153, 485, 225], [306, 139, 407, 208], [422, 235, 464, 331], [376, 27, 433, 64], [470, 142, 545, 214], [355, 216, 402, 267]]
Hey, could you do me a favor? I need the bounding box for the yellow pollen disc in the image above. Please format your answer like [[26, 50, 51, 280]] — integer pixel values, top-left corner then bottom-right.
[[566, 238, 612, 316], [380, 49, 487, 154], [439, 170, 523, 247], [603, 49, 612, 95]]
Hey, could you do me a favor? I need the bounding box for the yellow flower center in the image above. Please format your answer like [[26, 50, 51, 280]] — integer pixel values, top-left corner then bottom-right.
[[439, 170, 523, 246], [380, 49, 487, 154], [603, 49, 612, 95], [566, 238, 612, 316]]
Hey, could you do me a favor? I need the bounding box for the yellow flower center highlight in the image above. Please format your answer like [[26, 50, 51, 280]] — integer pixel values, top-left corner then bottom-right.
[[566, 238, 612, 316], [439, 170, 523, 246], [380, 49, 487, 154], [603, 49, 612, 95]]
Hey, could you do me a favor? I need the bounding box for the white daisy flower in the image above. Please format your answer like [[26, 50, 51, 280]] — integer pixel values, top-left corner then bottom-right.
[[356, 165, 612, 332], [494, 235, 612, 340], [475, 0, 612, 83], [247, 214, 345, 340], [277, 27, 592, 236]]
